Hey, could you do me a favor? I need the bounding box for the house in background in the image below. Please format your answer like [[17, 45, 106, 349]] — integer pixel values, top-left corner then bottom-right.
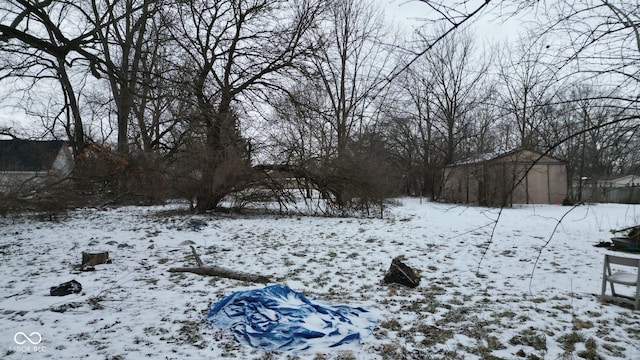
[[441, 148, 568, 206], [571, 175, 640, 204], [597, 175, 640, 188], [0, 139, 74, 191]]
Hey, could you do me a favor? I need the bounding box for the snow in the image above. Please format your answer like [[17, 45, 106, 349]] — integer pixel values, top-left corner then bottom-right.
[[1, 198, 639, 359]]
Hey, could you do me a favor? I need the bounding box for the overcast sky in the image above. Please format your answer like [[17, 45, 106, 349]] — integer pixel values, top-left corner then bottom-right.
[[0, 0, 535, 140], [384, 0, 531, 43]]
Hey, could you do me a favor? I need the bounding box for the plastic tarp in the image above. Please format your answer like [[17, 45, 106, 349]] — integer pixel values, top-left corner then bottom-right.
[[205, 284, 376, 352]]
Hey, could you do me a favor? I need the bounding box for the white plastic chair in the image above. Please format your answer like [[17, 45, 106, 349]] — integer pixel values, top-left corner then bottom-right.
[[601, 254, 640, 310]]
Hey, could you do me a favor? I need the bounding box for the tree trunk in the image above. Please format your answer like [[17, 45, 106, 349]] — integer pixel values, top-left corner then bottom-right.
[[57, 59, 85, 154], [195, 94, 248, 212]]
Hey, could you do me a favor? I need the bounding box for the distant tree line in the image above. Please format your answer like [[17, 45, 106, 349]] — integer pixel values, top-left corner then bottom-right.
[[0, 0, 638, 213]]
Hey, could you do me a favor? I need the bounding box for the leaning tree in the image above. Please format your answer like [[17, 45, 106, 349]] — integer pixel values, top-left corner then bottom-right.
[[166, 0, 322, 212]]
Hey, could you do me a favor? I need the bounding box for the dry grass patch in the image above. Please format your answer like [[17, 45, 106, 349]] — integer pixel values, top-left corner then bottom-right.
[[509, 328, 547, 351], [379, 319, 402, 331], [572, 318, 594, 330], [557, 331, 584, 352], [411, 324, 454, 347]]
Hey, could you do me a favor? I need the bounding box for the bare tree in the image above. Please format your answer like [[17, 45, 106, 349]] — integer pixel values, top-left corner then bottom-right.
[[130, 15, 182, 154], [385, 0, 494, 81], [407, 0, 640, 134], [543, 84, 637, 200], [303, 0, 394, 208], [89, 0, 161, 154], [496, 33, 560, 150], [263, 0, 399, 213], [0, 0, 101, 152], [266, 83, 329, 199], [165, 0, 321, 212], [0, 0, 174, 155], [87, 0, 183, 155], [309, 0, 390, 162], [423, 26, 490, 163], [385, 26, 490, 199], [383, 64, 439, 198], [378, 107, 425, 197]]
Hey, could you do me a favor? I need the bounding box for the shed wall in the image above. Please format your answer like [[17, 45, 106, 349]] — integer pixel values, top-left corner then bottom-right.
[[441, 150, 567, 206]]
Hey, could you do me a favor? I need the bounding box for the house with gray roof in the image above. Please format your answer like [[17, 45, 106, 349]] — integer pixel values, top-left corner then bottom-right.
[[0, 139, 74, 191]]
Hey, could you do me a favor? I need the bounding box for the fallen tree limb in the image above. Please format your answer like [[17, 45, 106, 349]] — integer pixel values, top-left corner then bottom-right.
[[168, 266, 271, 283], [190, 245, 204, 267], [168, 246, 271, 284], [611, 225, 640, 234]]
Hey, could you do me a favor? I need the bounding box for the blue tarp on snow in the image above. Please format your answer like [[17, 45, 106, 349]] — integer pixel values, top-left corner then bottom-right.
[[205, 284, 376, 352]]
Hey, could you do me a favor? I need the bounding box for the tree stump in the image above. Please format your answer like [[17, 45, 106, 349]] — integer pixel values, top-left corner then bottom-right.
[[81, 251, 110, 268], [383, 256, 420, 288]]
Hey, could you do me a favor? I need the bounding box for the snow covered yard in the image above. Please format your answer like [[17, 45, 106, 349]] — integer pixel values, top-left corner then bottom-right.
[[1, 198, 639, 359]]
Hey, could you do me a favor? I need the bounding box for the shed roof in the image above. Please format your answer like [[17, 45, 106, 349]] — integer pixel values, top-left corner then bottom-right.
[[450, 148, 564, 166], [0, 139, 66, 172], [601, 175, 640, 184]]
